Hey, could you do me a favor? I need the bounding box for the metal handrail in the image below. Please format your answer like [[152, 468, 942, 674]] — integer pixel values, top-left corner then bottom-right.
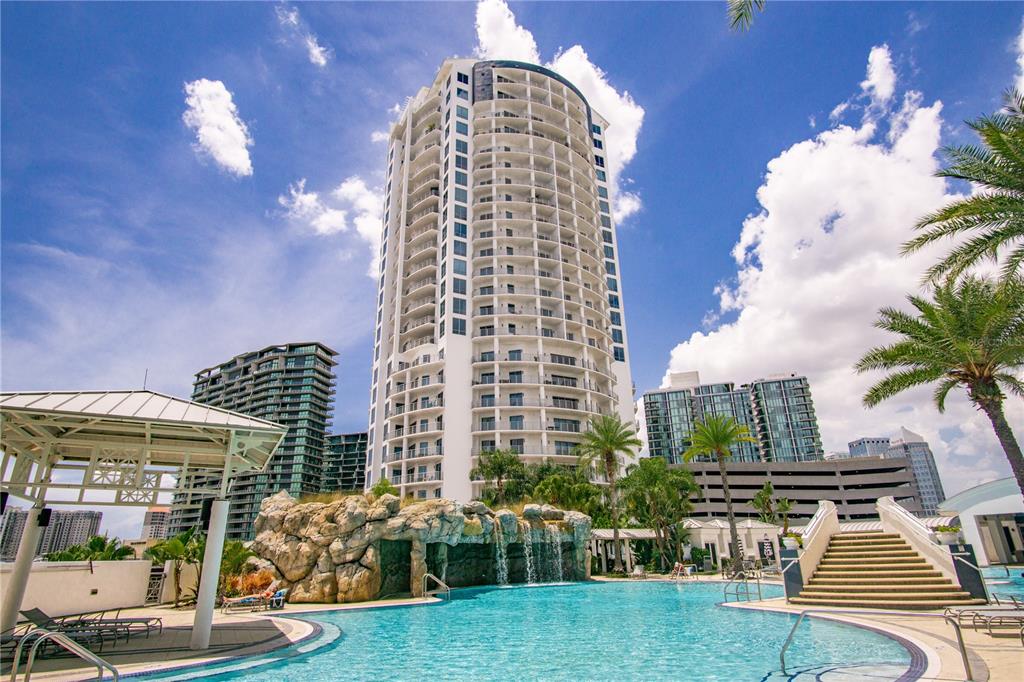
[[779, 609, 973, 681], [10, 628, 119, 682], [422, 573, 450, 601], [722, 572, 762, 603]]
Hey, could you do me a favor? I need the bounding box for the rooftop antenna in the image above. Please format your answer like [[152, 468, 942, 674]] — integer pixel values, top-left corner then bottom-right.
[[143, 368, 149, 390]]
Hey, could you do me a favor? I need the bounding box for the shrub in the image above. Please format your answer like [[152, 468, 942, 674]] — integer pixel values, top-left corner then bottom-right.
[[370, 479, 398, 499], [239, 570, 275, 595]]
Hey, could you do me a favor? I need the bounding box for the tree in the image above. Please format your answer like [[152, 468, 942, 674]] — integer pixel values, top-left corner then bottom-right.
[[620, 457, 697, 570], [219, 540, 255, 596], [145, 528, 198, 607], [533, 466, 607, 522], [683, 415, 758, 573], [903, 89, 1024, 282], [470, 449, 527, 506], [575, 414, 642, 573], [46, 535, 135, 562], [776, 497, 794, 535], [751, 481, 778, 524], [727, 0, 766, 31], [857, 275, 1024, 495]]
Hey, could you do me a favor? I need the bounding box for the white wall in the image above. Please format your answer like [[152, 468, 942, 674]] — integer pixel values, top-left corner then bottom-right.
[[0, 560, 152, 619]]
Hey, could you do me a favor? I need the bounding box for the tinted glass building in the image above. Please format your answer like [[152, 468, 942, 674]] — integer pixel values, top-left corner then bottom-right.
[[323, 432, 369, 492]]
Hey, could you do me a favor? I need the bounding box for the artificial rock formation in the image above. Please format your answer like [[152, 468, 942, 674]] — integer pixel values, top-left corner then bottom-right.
[[251, 492, 592, 603]]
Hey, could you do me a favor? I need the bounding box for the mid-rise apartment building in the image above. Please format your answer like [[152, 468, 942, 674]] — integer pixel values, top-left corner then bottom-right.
[[169, 342, 338, 540], [845, 428, 946, 515], [323, 432, 369, 492], [366, 59, 635, 501], [847, 436, 891, 457], [643, 372, 824, 463], [140, 506, 171, 540], [0, 508, 102, 560]]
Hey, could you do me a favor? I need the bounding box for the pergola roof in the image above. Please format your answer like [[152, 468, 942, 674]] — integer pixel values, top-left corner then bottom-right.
[[0, 390, 287, 507]]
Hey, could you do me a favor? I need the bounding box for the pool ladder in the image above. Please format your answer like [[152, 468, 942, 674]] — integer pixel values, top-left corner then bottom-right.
[[422, 573, 451, 601], [8, 627, 119, 681], [722, 573, 762, 602]]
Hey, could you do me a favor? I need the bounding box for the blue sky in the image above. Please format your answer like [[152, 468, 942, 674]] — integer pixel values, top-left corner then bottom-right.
[[3, 1, 1022, 535]]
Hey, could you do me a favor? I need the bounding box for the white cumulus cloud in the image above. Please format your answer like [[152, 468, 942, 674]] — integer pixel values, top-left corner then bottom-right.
[[1016, 18, 1024, 93], [860, 44, 897, 107], [662, 45, 1022, 496], [182, 79, 253, 177], [278, 177, 383, 277], [474, 0, 645, 223]]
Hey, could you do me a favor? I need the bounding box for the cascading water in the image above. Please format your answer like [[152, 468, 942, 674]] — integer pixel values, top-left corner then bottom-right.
[[493, 523, 509, 586], [520, 521, 536, 583], [545, 524, 564, 582]]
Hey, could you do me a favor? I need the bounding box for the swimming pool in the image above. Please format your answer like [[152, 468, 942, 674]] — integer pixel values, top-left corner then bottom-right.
[[982, 565, 1024, 601], [143, 582, 918, 681]]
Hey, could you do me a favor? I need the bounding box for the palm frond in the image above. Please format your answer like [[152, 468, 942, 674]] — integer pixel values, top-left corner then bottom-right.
[[727, 0, 766, 31]]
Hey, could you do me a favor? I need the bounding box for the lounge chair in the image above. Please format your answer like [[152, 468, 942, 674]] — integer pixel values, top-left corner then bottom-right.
[[222, 580, 281, 613], [75, 609, 163, 638], [630, 565, 646, 580], [18, 609, 126, 647], [267, 588, 289, 610]]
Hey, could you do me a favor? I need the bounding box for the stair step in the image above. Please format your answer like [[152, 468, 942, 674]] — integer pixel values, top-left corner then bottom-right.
[[809, 577, 951, 586], [801, 585, 962, 594], [835, 532, 897, 539], [813, 564, 939, 574], [825, 551, 919, 559], [820, 556, 928, 565], [789, 596, 987, 610], [826, 542, 910, 551]]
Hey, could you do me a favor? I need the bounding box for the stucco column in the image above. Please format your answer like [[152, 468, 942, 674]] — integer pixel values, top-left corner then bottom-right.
[[1, 505, 45, 633], [190, 499, 229, 650]]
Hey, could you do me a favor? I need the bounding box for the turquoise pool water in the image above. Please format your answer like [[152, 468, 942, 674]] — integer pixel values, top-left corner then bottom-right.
[[144, 582, 915, 681], [983, 566, 1024, 600]]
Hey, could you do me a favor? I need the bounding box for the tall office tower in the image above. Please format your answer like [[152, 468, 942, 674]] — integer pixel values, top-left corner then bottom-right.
[[644, 373, 758, 464], [140, 506, 171, 540], [366, 59, 635, 501], [749, 375, 824, 462], [643, 372, 824, 463], [323, 432, 369, 492], [36, 510, 102, 555], [848, 436, 892, 457], [885, 427, 946, 516], [169, 342, 338, 541], [0, 507, 28, 561]]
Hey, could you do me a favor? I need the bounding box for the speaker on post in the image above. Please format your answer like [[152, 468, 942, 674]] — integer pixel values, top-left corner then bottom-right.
[[38, 508, 52, 527], [200, 498, 214, 527]]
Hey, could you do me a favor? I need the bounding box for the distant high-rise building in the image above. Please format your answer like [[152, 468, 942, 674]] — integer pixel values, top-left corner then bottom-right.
[[169, 342, 338, 541], [885, 427, 946, 516], [366, 59, 635, 501], [323, 432, 368, 492], [0, 507, 101, 559], [848, 437, 891, 457], [140, 506, 171, 540], [643, 372, 824, 463]]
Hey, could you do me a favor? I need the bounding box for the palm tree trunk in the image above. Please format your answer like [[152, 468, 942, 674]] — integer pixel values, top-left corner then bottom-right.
[[718, 453, 741, 573], [979, 398, 1024, 496], [607, 455, 624, 573]]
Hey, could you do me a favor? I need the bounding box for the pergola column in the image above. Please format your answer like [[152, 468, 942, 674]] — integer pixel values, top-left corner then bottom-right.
[[190, 498, 229, 650], [1, 504, 44, 633]]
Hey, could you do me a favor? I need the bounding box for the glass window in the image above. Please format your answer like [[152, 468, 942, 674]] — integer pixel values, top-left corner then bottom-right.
[[595, 155, 605, 167], [509, 392, 524, 406], [610, 311, 621, 326], [455, 139, 468, 154], [607, 277, 618, 291], [454, 188, 467, 203], [604, 245, 614, 258], [457, 72, 469, 84], [454, 222, 467, 238], [594, 139, 603, 149], [453, 318, 466, 335], [454, 259, 466, 275], [481, 393, 495, 406], [453, 297, 466, 314], [605, 261, 616, 275], [454, 205, 467, 220], [454, 240, 467, 256], [612, 329, 623, 343], [508, 349, 522, 361], [456, 87, 468, 99], [598, 186, 609, 198], [592, 123, 602, 134], [614, 346, 625, 362], [454, 278, 466, 294], [509, 415, 524, 430], [456, 105, 469, 119], [602, 229, 613, 243], [455, 171, 467, 186], [608, 294, 620, 308], [596, 170, 606, 181], [455, 155, 467, 170]]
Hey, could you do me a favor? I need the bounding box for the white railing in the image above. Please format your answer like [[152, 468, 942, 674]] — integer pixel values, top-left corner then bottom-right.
[[795, 500, 839, 588], [877, 496, 958, 583]]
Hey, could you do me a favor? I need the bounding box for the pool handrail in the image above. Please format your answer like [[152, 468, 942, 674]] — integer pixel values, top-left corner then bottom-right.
[[778, 608, 973, 681], [422, 573, 450, 601], [10, 627, 119, 682]]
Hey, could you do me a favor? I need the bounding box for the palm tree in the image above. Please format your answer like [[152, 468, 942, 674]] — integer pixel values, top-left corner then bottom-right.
[[903, 89, 1024, 282], [776, 497, 794, 535], [575, 414, 642, 573], [621, 457, 696, 570], [856, 275, 1024, 495], [219, 540, 255, 596], [728, 0, 766, 30], [470, 448, 527, 506], [145, 528, 197, 607], [683, 415, 758, 572], [46, 535, 135, 562]]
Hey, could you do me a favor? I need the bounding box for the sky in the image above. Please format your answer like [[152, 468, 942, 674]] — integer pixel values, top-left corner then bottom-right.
[[2, 1, 1022, 538]]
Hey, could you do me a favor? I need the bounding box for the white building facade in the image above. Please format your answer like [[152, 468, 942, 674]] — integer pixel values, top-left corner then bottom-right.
[[366, 59, 635, 501]]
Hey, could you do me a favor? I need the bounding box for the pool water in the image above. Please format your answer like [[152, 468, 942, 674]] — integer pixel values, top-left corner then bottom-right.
[[144, 582, 915, 682], [982, 566, 1024, 601]]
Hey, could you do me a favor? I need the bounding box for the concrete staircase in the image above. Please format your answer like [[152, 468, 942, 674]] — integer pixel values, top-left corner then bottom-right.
[[790, 530, 986, 609]]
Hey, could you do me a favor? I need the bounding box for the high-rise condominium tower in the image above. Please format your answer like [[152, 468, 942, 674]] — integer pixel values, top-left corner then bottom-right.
[[366, 59, 635, 501], [169, 342, 338, 540]]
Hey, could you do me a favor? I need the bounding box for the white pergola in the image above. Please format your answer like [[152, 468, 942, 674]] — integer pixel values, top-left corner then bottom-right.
[[0, 390, 286, 648]]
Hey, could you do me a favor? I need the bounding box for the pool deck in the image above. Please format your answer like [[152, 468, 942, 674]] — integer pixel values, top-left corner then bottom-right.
[[12, 580, 1022, 681]]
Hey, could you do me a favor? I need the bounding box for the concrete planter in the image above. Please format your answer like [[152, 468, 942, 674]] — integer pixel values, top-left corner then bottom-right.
[[935, 531, 960, 545]]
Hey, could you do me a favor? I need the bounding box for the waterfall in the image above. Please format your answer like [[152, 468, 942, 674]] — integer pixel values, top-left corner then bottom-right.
[[521, 521, 536, 583], [493, 523, 509, 586], [546, 524, 564, 582]]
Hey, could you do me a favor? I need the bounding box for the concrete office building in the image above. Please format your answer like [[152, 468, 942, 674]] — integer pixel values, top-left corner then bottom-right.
[[323, 432, 369, 492], [169, 342, 338, 541], [846, 428, 946, 516], [140, 506, 171, 540], [366, 59, 635, 501], [678, 456, 923, 521], [0, 507, 102, 559], [643, 372, 824, 463], [848, 437, 892, 457]]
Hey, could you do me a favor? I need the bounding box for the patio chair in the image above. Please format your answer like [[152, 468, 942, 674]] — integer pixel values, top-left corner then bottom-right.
[[268, 588, 289, 610], [222, 580, 281, 613], [75, 609, 163, 638], [18, 609, 126, 647], [630, 565, 646, 580]]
